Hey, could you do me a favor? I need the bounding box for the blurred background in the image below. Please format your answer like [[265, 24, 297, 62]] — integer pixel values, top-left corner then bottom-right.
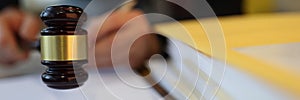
[[0, 0, 298, 20], [1, 0, 299, 77]]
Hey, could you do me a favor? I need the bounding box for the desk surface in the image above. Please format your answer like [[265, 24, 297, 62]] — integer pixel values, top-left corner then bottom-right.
[[0, 53, 160, 100]]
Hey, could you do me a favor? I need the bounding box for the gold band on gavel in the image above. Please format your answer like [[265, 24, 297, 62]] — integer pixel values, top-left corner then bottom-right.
[[41, 35, 87, 61]]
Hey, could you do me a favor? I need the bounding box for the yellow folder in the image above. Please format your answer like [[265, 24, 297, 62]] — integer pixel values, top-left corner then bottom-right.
[[154, 12, 300, 97]]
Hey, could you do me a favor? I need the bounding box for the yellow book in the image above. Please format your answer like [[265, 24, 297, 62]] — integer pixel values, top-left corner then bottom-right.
[[154, 12, 300, 99]]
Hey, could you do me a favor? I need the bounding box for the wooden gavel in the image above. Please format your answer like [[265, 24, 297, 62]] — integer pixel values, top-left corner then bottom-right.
[[36, 5, 88, 89]]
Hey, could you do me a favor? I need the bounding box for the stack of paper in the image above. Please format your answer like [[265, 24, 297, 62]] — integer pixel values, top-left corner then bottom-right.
[[150, 13, 300, 99], [148, 39, 296, 99]]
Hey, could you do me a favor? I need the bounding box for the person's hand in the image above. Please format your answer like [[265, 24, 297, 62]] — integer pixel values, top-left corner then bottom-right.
[[0, 7, 41, 65], [87, 9, 162, 68]]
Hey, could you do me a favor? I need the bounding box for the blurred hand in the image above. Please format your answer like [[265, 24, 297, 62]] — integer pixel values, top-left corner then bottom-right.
[[0, 7, 41, 65], [87, 9, 162, 68]]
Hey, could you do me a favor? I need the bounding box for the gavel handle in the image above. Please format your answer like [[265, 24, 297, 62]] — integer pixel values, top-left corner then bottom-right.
[[29, 39, 40, 51], [15, 33, 40, 52]]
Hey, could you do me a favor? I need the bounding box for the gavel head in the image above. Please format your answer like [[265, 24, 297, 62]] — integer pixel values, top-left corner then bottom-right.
[[39, 5, 88, 89]]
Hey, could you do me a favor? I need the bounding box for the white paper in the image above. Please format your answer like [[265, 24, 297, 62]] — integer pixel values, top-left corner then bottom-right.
[[235, 42, 300, 73]]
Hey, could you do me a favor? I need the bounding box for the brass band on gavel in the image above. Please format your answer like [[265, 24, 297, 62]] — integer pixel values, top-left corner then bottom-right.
[[40, 35, 87, 61]]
